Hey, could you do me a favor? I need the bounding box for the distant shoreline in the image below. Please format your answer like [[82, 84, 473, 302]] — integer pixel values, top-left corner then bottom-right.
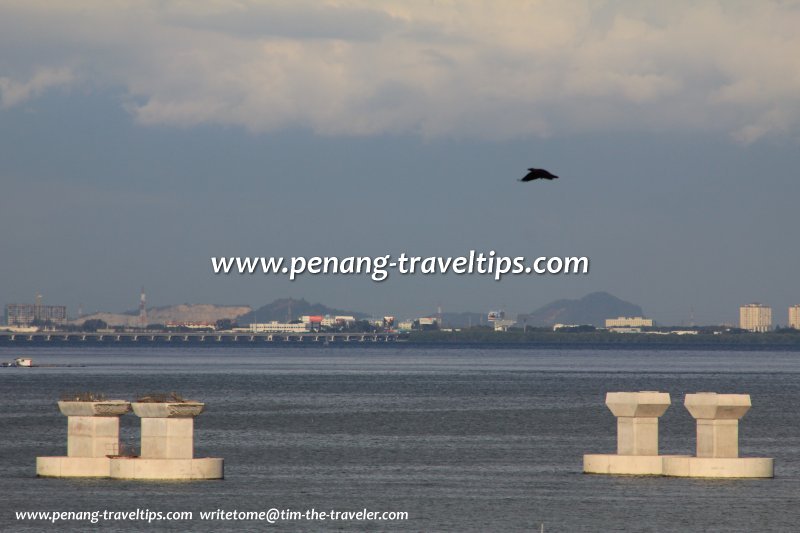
[[3, 330, 800, 351], [407, 330, 800, 350]]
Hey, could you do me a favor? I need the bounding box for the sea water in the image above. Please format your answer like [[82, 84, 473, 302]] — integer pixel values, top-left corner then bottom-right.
[[1, 345, 798, 532]]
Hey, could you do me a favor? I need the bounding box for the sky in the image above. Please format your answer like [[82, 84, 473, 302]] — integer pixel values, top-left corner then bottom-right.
[[1, 0, 800, 325]]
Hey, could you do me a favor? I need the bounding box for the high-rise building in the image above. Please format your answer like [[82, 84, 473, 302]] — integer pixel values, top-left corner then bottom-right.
[[789, 305, 800, 330], [6, 302, 67, 326], [739, 303, 772, 332]]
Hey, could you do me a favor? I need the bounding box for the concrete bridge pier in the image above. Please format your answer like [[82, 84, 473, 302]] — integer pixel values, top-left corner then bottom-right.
[[663, 393, 773, 478], [584, 391, 674, 475]]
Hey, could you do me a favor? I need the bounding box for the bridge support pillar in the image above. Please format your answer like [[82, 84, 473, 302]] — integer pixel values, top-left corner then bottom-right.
[[663, 393, 772, 478], [584, 391, 674, 475]]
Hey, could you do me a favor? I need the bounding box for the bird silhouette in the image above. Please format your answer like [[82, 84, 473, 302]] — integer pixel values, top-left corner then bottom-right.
[[520, 168, 559, 182]]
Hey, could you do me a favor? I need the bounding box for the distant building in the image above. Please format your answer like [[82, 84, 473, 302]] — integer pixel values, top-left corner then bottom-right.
[[165, 321, 216, 330], [6, 303, 67, 327], [789, 305, 800, 330], [488, 310, 505, 321], [299, 315, 324, 330], [414, 317, 439, 331], [303, 315, 358, 328], [740, 303, 772, 332], [249, 321, 309, 333], [398, 320, 414, 331], [605, 316, 653, 328], [492, 319, 516, 332]]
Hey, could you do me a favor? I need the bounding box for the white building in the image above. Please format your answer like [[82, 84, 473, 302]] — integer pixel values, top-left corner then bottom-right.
[[249, 321, 309, 333], [739, 303, 772, 332], [493, 319, 516, 332], [789, 305, 800, 330], [398, 320, 414, 331], [605, 317, 654, 328]]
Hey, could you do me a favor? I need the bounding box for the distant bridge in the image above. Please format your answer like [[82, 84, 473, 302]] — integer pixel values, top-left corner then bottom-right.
[[0, 331, 406, 345]]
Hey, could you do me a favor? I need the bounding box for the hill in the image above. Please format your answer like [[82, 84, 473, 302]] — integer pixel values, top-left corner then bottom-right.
[[74, 304, 251, 327], [236, 298, 368, 325], [518, 292, 645, 327]]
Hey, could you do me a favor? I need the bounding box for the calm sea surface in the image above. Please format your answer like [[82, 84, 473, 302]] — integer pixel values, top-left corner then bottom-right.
[[1, 345, 799, 532]]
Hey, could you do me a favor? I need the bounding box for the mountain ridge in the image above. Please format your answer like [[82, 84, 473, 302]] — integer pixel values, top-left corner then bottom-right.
[[518, 292, 645, 327], [236, 298, 368, 325]]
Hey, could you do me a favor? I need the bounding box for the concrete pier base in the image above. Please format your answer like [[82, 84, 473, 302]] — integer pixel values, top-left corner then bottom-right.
[[583, 454, 675, 475], [662, 456, 773, 478], [109, 457, 223, 480], [36, 457, 112, 478]]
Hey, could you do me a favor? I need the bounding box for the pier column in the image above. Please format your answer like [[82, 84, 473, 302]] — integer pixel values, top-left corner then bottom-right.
[[662, 392, 773, 478], [61, 401, 130, 457], [583, 391, 671, 475], [132, 402, 204, 459], [607, 391, 671, 456]]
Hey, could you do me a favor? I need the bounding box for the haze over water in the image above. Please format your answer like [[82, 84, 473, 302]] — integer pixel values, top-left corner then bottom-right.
[[2, 346, 798, 532]]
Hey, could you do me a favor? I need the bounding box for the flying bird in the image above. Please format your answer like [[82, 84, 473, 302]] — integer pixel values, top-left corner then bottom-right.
[[520, 168, 559, 182]]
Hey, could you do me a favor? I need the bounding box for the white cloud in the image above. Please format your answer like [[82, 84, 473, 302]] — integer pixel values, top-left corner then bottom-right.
[[1, 0, 799, 142], [0, 67, 74, 108]]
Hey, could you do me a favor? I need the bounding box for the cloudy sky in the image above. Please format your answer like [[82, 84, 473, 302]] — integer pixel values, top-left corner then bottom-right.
[[1, 0, 799, 324]]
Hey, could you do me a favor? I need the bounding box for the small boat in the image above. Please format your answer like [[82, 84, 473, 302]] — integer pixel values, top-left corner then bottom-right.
[[14, 358, 33, 367]]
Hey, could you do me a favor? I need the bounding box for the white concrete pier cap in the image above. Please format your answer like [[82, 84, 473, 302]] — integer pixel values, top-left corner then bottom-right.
[[606, 392, 671, 418], [131, 402, 204, 418], [684, 392, 751, 420], [57, 400, 131, 417]]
